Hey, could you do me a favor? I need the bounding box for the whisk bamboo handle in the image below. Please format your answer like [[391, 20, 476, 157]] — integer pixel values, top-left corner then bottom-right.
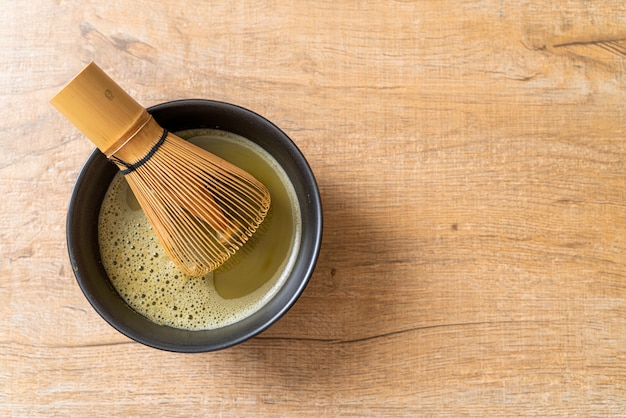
[[50, 62, 150, 156]]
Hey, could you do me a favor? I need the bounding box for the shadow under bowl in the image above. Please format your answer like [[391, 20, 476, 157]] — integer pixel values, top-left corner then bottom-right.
[[67, 99, 322, 352]]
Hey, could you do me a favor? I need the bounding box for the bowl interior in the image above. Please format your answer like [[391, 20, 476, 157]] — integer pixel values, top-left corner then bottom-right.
[[67, 100, 322, 352]]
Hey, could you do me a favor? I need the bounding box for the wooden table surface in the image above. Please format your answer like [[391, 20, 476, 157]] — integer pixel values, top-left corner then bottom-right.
[[2, 1, 625, 416]]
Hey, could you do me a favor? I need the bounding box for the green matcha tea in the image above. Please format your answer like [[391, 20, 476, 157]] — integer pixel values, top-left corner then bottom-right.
[[98, 129, 301, 330]]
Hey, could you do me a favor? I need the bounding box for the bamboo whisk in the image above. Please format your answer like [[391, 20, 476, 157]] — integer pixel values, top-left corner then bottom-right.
[[51, 62, 270, 277]]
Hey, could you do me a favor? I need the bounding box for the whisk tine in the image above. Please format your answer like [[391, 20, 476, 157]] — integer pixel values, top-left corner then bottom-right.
[[51, 62, 270, 276], [121, 132, 271, 276]]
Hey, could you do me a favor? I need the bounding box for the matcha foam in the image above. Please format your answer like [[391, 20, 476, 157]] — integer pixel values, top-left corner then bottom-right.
[[98, 129, 301, 330]]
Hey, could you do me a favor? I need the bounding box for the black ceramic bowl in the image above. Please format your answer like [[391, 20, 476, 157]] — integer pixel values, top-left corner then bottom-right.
[[67, 99, 322, 352]]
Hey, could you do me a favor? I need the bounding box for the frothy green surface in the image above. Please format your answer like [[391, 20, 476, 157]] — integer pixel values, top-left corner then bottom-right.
[[98, 129, 301, 330]]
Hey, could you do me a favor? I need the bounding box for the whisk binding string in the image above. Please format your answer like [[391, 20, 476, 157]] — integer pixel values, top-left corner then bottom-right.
[[110, 127, 169, 175]]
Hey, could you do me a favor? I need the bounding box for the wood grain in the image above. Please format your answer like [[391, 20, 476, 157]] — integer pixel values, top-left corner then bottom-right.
[[1, 0, 625, 416]]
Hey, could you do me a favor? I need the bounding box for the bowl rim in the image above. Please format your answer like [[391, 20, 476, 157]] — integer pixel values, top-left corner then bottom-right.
[[66, 99, 323, 352]]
